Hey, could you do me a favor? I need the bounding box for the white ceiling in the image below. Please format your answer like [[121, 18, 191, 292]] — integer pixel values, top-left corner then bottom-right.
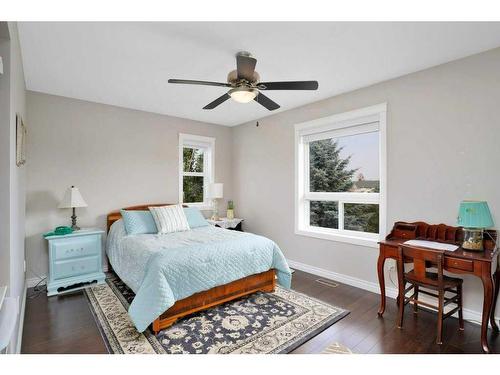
[[18, 22, 500, 126]]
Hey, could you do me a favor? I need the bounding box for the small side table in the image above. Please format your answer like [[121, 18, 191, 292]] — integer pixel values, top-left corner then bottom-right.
[[45, 229, 105, 296], [207, 218, 244, 231]]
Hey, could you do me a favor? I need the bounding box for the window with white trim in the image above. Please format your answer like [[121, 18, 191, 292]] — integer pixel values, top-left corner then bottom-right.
[[295, 104, 387, 247], [179, 133, 215, 208]]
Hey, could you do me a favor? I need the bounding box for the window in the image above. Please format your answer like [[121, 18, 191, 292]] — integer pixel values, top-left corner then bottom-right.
[[295, 104, 387, 247], [179, 133, 215, 208]]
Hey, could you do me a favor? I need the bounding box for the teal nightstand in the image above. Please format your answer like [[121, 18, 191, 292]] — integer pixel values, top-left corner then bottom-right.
[[45, 229, 105, 296]]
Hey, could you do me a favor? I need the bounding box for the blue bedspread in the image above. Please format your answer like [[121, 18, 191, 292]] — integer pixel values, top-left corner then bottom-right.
[[107, 221, 292, 332]]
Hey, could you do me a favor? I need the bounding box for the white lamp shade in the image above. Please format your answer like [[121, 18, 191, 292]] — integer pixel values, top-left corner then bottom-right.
[[58, 186, 88, 208], [209, 183, 223, 199]]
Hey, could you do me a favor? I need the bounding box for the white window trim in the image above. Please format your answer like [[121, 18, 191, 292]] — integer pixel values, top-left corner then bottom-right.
[[179, 133, 215, 210], [294, 103, 387, 248]]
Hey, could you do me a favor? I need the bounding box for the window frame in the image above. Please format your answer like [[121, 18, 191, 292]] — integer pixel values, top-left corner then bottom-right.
[[179, 133, 215, 210], [294, 103, 387, 248]]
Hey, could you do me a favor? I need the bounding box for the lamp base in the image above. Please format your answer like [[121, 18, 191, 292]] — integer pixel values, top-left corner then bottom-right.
[[71, 208, 80, 231], [462, 228, 483, 251], [211, 199, 220, 221]]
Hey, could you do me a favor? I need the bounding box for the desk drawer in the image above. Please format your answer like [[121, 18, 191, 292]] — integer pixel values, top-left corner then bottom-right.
[[52, 236, 100, 260], [53, 256, 100, 280], [445, 258, 473, 272]]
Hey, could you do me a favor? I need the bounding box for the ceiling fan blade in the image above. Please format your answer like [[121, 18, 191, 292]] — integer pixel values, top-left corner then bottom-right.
[[254, 93, 280, 111], [236, 54, 257, 81], [258, 81, 319, 90], [168, 79, 232, 88], [203, 93, 231, 110]]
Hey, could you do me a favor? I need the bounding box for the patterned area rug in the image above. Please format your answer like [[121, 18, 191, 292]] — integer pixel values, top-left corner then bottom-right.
[[84, 275, 349, 354]]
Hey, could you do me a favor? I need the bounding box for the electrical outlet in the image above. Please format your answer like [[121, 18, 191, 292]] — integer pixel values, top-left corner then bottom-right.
[[23, 260, 26, 273]]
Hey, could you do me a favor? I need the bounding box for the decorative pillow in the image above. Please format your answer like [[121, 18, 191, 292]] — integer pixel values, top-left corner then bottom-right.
[[120, 210, 158, 235], [149, 204, 190, 234], [183, 207, 209, 228]]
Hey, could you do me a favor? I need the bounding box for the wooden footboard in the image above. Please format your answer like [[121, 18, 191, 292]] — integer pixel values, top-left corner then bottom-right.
[[152, 269, 276, 334]]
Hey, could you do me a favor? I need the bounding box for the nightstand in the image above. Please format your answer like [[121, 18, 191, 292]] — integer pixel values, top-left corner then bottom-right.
[[207, 218, 244, 231], [45, 229, 105, 296]]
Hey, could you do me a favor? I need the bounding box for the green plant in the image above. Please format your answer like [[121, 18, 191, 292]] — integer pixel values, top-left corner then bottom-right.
[[227, 200, 234, 210]]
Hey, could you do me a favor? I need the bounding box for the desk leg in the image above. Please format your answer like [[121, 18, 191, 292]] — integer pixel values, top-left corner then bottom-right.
[[480, 272, 494, 354], [377, 253, 386, 316], [491, 270, 500, 332]]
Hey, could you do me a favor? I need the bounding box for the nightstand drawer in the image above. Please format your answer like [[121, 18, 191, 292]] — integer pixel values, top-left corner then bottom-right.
[[53, 256, 100, 280], [52, 236, 100, 260]]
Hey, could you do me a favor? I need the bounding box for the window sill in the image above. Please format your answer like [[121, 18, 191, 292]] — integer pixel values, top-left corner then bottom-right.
[[295, 228, 380, 248]]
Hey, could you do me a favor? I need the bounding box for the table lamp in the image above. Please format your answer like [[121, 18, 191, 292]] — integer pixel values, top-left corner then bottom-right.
[[209, 183, 223, 221], [457, 200, 494, 251], [58, 186, 88, 230]]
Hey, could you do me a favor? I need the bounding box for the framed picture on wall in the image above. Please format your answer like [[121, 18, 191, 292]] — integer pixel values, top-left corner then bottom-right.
[[16, 113, 27, 167]]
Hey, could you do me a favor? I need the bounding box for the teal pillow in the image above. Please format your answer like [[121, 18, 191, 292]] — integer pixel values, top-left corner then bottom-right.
[[120, 210, 158, 235], [184, 207, 209, 228]]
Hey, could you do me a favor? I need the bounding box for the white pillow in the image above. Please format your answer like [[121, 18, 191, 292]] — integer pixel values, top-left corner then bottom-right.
[[149, 205, 190, 234]]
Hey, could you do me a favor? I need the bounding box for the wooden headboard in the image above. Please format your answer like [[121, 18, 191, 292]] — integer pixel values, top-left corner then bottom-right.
[[106, 203, 174, 232]]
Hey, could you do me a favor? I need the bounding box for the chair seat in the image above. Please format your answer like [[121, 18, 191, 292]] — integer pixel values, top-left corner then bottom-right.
[[406, 270, 463, 288]]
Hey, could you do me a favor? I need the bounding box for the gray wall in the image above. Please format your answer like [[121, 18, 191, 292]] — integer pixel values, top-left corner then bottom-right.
[[0, 22, 27, 353], [9, 21, 27, 322], [0, 27, 11, 291], [232, 47, 500, 318], [25, 92, 234, 280]]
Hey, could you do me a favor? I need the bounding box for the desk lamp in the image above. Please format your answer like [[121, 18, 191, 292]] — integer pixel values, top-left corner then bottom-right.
[[457, 201, 494, 251]]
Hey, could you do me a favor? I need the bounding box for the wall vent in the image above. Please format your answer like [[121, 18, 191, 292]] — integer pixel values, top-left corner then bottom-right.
[[315, 279, 339, 288]]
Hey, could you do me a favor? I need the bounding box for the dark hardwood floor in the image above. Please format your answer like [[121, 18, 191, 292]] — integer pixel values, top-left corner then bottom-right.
[[21, 270, 500, 354]]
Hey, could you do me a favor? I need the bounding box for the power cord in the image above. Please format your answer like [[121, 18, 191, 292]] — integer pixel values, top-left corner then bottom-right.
[[27, 268, 47, 299], [388, 260, 398, 288]]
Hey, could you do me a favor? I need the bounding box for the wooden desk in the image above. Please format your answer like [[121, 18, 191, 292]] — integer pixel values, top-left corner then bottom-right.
[[377, 221, 499, 353]]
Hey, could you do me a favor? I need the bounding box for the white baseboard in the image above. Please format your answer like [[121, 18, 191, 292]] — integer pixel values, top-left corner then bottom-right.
[[287, 258, 495, 327], [287, 259, 398, 298], [15, 284, 27, 354]]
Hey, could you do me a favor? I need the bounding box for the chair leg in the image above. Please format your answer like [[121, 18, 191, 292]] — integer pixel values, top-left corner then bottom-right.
[[397, 284, 405, 329], [396, 260, 406, 329], [436, 289, 444, 345], [457, 284, 464, 331], [413, 285, 419, 313]]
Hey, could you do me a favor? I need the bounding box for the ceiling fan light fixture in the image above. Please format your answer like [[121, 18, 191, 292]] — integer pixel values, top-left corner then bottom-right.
[[228, 87, 258, 104]]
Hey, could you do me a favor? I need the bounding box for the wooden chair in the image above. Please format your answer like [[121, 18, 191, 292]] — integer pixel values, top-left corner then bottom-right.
[[396, 245, 464, 345]]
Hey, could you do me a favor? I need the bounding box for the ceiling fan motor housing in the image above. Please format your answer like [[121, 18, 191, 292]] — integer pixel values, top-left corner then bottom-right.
[[227, 70, 260, 85]]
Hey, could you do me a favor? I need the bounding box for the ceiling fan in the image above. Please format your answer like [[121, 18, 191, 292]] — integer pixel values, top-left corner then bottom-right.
[[168, 51, 319, 111]]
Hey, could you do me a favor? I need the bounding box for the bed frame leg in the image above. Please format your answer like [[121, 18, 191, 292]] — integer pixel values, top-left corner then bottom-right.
[[260, 275, 276, 293], [152, 318, 161, 335], [152, 317, 177, 335]]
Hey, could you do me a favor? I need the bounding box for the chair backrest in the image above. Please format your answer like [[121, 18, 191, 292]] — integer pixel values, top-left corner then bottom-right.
[[398, 245, 445, 285]]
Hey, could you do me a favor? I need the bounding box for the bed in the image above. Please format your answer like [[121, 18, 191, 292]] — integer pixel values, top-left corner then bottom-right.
[[106, 204, 292, 334]]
